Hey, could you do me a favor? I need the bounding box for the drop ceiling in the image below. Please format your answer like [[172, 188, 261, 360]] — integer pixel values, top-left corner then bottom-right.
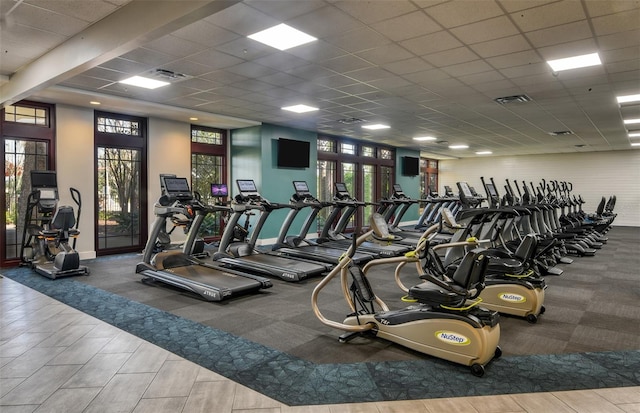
[[1, 0, 639, 158]]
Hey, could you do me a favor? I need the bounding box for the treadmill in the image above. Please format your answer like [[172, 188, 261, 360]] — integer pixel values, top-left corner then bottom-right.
[[316, 183, 412, 256], [213, 180, 331, 282], [270, 181, 377, 265], [135, 176, 272, 301]]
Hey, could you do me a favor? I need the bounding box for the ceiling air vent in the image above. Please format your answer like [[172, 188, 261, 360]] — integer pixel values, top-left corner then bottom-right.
[[549, 130, 573, 136], [494, 94, 532, 104], [337, 117, 364, 125], [150, 69, 191, 82]]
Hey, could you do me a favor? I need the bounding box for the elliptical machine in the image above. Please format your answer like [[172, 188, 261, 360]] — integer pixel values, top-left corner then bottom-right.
[[20, 170, 89, 279], [312, 213, 501, 376]]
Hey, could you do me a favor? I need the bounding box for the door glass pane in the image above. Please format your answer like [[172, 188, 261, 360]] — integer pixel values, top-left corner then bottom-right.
[[342, 162, 356, 230], [191, 153, 224, 238], [4, 139, 48, 259], [362, 164, 375, 226], [381, 166, 392, 199], [97, 147, 141, 250], [316, 160, 336, 232]]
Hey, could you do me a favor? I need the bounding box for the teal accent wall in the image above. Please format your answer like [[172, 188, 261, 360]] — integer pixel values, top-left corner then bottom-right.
[[230, 124, 318, 241], [395, 148, 421, 221]]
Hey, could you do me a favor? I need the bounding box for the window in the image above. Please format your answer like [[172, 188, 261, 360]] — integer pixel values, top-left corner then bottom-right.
[[1, 101, 55, 266], [317, 138, 335, 153], [192, 128, 223, 145], [361, 146, 375, 157], [95, 111, 147, 255], [340, 142, 356, 155], [420, 157, 439, 197], [379, 148, 393, 160], [191, 126, 227, 240], [96, 116, 141, 136], [4, 104, 48, 126], [317, 135, 394, 231]]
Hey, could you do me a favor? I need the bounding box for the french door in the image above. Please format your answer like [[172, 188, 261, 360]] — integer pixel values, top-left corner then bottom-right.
[[94, 111, 147, 255], [3, 139, 49, 262]]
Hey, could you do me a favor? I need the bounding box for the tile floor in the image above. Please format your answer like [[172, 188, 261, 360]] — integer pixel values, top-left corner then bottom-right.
[[1, 276, 639, 413]]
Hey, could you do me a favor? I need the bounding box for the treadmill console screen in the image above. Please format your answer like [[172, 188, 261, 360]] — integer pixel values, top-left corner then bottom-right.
[[392, 183, 405, 197], [31, 170, 57, 188], [334, 182, 349, 195], [163, 177, 192, 201], [237, 179, 258, 195], [211, 183, 228, 197], [293, 181, 310, 194], [457, 181, 473, 198], [486, 183, 498, 197]]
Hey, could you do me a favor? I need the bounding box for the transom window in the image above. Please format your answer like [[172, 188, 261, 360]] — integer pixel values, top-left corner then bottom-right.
[[317, 139, 336, 152], [379, 148, 393, 160], [340, 142, 356, 155], [192, 128, 223, 145], [96, 116, 141, 136], [4, 104, 48, 126], [361, 146, 375, 157]]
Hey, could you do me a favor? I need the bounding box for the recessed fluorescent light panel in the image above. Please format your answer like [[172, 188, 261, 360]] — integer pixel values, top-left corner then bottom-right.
[[631, 142, 640, 147], [413, 136, 437, 141], [119, 76, 169, 89], [282, 104, 318, 113], [248, 23, 316, 51], [362, 124, 390, 130], [547, 52, 601, 72], [476, 151, 492, 155], [449, 144, 469, 149], [629, 132, 640, 138], [624, 118, 640, 125], [616, 94, 640, 104]]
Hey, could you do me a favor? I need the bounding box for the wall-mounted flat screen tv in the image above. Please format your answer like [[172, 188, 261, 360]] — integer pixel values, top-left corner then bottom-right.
[[401, 156, 419, 176], [277, 138, 310, 168]]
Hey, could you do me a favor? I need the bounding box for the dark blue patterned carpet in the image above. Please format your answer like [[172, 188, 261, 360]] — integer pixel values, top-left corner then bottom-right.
[[2, 265, 639, 405]]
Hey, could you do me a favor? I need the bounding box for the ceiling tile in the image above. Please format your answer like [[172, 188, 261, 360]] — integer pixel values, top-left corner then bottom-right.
[[285, 40, 349, 63], [498, 0, 557, 14], [213, 37, 273, 60], [225, 61, 278, 79], [370, 10, 440, 41], [424, 0, 503, 28], [423, 47, 480, 67], [510, 1, 586, 32], [356, 44, 415, 65], [11, 2, 89, 36], [382, 57, 433, 75], [450, 16, 520, 44], [98, 58, 151, 75], [458, 70, 506, 86], [203, 2, 278, 35], [145, 35, 209, 59], [441, 60, 494, 77], [486, 50, 542, 69], [585, 0, 640, 17], [591, 9, 640, 36], [326, 27, 390, 53], [332, 0, 418, 24], [470, 34, 532, 58], [400, 30, 462, 56], [525, 20, 593, 48], [253, 53, 311, 72], [597, 29, 640, 51], [288, 5, 365, 38], [244, 0, 326, 20], [118, 48, 176, 68], [321, 54, 372, 73], [171, 20, 239, 47]]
